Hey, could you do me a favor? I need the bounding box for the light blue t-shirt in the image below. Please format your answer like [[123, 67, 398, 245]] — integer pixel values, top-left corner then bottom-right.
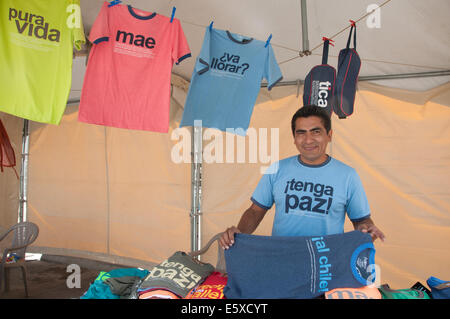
[[180, 26, 283, 135], [251, 155, 370, 236]]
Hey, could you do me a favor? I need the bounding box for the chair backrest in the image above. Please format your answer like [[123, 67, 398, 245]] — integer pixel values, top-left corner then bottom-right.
[[188, 233, 226, 274], [3, 222, 39, 259]]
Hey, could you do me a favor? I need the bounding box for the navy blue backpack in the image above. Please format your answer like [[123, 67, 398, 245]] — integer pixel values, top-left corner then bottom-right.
[[303, 39, 336, 117], [334, 25, 361, 118]]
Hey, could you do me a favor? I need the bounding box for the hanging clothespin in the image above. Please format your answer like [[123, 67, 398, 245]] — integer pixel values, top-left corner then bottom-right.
[[349, 19, 356, 27], [322, 37, 335, 46], [209, 21, 214, 31], [108, 0, 121, 7], [170, 7, 176, 23], [264, 34, 272, 48]]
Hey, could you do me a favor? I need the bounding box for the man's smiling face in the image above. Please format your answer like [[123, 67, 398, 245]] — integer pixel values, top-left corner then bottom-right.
[[293, 115, 332, 165]]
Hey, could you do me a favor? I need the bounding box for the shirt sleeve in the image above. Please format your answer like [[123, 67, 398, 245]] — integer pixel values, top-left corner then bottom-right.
[[88, 1, 109, 44], [264, 44, 283, 91], [194, 26, 211, 74], [69, 0, 86, 51], [171, 19, 191, 65], [250, 163, 278, 210], [346, 169, 371, 221]]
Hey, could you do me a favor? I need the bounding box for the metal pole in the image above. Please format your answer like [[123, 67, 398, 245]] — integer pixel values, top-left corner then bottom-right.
[[300, 0, 310, 54], [261, 70, 450, 88], [357, 70, 450, 81], [190, 121, 203, 257], [66, 69, 450, 99], [18, 119, 29, 223]]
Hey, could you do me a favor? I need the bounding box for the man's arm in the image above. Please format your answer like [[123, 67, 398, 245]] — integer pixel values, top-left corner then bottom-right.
[[220, 203, 268, 249], [352, 217, 386, 242]]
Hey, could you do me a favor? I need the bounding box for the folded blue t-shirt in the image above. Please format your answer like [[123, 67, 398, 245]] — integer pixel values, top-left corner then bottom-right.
[[427, 276, 450, 299], [81, 268, 149, 299], [224, 231, 376, 299]]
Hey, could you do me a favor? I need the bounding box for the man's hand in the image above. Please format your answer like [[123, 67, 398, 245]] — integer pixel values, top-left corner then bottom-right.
[[353, 218, 386, 242], [219, 226, 241, 250], [219, 203, 268, 249]]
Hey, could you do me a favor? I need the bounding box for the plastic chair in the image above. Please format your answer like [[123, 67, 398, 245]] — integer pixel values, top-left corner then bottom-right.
[[0, 221, 39, 297]]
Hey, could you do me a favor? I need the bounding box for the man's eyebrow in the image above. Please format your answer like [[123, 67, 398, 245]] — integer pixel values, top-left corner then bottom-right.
[[295, 127, 323, 133]]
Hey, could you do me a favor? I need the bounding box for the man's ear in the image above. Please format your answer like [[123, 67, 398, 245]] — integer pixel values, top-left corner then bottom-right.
[[328, 129, 333, 141]]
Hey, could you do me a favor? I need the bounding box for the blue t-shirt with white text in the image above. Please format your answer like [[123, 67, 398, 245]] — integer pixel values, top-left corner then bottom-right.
[[251, 155, 370, 236], [180, 26, 283, 135]]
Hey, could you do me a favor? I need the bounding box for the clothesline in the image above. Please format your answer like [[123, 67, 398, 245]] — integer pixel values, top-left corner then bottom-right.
[[306, 53, 448, 71], [74, 0, 446, 71], [277, 0, 393, 65], [308, 0, 393, 53], [164, 0, 445, 70]]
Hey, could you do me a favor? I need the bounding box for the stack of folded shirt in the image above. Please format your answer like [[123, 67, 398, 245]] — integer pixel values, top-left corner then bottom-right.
[[137, 251, 215, 299]]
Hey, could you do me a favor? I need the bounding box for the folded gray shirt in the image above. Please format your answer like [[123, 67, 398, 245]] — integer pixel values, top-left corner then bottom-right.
[[105, 276, 141, 297], [139, 251, 214, 298]]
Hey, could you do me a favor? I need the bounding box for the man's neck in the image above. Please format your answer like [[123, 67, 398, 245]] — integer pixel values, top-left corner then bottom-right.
[[298, 154, 330, 166]]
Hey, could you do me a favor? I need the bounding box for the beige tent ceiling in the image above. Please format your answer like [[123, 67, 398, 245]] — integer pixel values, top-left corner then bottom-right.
[[71, 0, 450, 101]]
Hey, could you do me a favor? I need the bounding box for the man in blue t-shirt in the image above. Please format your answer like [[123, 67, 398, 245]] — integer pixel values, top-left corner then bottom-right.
[[220, 105, 385, 249]]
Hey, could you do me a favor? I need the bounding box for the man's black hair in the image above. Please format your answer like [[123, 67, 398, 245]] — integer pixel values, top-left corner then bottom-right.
[[291, 105, 332, 136]]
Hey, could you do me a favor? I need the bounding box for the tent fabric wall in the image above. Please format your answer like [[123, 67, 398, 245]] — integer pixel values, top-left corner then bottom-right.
[[335, 82, 450, 287], [24, 82, 192, 264], [0, 77, 449, 290]]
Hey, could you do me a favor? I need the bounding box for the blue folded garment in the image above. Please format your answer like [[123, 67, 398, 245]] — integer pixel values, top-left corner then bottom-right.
[[224, 231, 376, 299], [427, 276, 450, 299], [81, 268, 149, 299]]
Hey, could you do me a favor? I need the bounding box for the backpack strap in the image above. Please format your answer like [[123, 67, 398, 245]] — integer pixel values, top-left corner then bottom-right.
[[346, 24, 357, 49], [321, 37, 334, 65]]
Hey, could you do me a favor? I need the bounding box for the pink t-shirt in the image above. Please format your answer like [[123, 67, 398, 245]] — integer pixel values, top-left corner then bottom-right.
[[79, 2, 191, 132]]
